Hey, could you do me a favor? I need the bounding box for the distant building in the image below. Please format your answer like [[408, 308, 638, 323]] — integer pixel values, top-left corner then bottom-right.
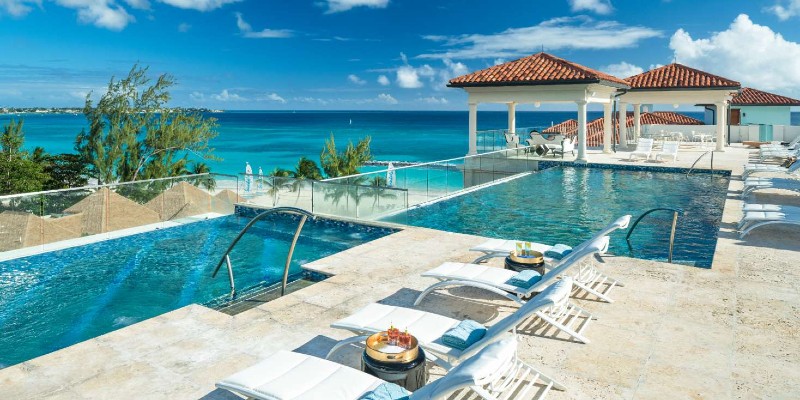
[[543, 111, 703, 147], [703, 87, 800, 126]]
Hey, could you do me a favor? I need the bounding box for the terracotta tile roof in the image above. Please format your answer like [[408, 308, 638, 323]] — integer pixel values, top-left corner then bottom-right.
[[542, 112, 703, 147], [730, 87, 800, 106], [625, 63, 740, 90], [448, 52, 629, 88]]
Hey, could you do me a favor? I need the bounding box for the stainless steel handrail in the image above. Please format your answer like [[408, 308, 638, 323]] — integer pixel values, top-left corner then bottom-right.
[[211, 207, 316, 299], [626, 207, 684, 263], [686, 150, 714, 176]]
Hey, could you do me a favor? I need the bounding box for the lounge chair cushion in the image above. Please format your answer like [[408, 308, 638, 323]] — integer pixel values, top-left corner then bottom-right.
[[216, 350, 382, 399], [507, 270, 542, 288], [359, 383, 410, 400], [544, 244, 572, 260], [441, 320, 487, 350]]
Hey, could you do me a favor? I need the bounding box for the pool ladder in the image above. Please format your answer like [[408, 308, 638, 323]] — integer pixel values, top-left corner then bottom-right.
[[211, 207, 316, 300], [686, 150, 714, 176], [626, 208, 683, 264]]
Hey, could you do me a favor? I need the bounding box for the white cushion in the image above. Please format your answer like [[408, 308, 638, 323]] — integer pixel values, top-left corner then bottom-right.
[[216, 351, 381, 400]]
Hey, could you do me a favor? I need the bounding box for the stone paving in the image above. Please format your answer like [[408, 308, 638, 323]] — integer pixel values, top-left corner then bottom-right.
[[1, 144, 799, 399]]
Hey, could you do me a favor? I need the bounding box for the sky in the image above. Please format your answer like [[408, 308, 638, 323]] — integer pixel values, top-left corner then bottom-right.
[[1, 0, 800, 110]]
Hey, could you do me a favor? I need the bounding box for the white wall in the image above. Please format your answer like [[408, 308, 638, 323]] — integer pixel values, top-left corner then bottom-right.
[[729, 125, 800, 143], [734, 106, 792, 126]]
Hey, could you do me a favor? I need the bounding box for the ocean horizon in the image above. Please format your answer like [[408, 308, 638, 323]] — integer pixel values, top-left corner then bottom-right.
[[3, 110, 797, 177]]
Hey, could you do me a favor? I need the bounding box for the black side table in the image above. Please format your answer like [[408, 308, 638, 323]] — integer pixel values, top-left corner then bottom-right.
[[504, 256, 545, 276], [361, 348, 428, 391]]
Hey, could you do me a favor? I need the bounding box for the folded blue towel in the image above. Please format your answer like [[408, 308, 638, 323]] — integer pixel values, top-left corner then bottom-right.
[[507, 270, 542, 288], [544, 244, 572, 260], [359, 382, 411, 400], [441, 319, 487, 350]]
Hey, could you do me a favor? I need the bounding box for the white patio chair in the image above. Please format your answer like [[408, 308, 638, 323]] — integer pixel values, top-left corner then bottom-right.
[[504, 133, 521, 149], [655, 141, 680, 162], [217, 337, 566, 400], [468, 215, 631, 264], [742, 159, 800, 179], [551, 137, 576, 158], [415, 236, 621, 309], [629, 138, 654, 160], [328, 277, 589, 368], [742, 177, 800, 197], [739, 208, 800, 238]]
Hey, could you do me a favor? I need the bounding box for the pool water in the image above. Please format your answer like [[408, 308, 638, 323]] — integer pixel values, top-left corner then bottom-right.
[[0, 214, 393, 368], [384, 166, 728, 267]]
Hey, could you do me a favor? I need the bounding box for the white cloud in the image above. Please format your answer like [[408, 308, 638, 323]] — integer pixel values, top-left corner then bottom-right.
[[235, 12, 292, 38], [211, 89, 246, 101], [177, 22, 190, 32], [262, 92, 286, 103], [322, 0, 388, 13], [416, 96, 448, 104], [766, 0, 800, 20], [377, 75, 390, 86], [601, 61, 643, 78], [493, 58, 505, 65], [190, 91, 205, 101], [123, 0, 148, 9], [347, 74, 366, 85], [294, 96, 329, 105], [377, 93, 397, 104], [0, 0, 40, 17], [419, 16, 661, 59], [158, 0, 239, 11], [567, 0, 612, 15], [54, 0, 135, 30], [396, 66, 423, 89], [394, 53, 468, 90], [670, 14, 800, 94]]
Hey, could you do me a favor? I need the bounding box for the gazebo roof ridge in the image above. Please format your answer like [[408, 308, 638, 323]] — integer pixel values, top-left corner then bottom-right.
[[447, 52, 630, 88], [624, 63, 741, 91]]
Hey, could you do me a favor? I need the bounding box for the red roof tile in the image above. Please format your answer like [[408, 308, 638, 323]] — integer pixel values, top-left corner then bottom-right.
[[543, 112, 703, 147], [730, 87, 800, 106], [448, 52, 629, 88], [625, 63, 740, 90]]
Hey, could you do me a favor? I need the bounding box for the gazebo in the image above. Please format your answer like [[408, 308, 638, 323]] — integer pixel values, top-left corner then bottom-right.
[[620, 64, 741, 151], [448, 52, 629, 163]]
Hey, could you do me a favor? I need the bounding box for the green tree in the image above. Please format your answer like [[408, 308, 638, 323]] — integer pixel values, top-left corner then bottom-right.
[[293, 156, 323, 180], [0, 119, 49, 195], [319, 134, 372, 178], [41, 153, 90, 190], [75, 64, 219, 184]]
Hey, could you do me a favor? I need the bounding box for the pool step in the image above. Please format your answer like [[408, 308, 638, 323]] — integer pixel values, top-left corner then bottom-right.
[[213, 279, 317, 316]]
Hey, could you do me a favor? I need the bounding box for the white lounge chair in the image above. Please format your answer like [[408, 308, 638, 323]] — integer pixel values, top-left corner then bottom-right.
[[629, 138, 654, 161], [655, 141, 679, 162], [417, 236, 621, 307], [469, 215, 631, 264], [505, 133, 521, 149], [742, 159, 800, 179], [328, 278, 585, 368], [739, 209, 800, 238], [550, 137, 576, 158], [761, 135, 800, 150], [217, 337, 565, 400], [759, 148, 799, 162], [742, 177, 800, 197]]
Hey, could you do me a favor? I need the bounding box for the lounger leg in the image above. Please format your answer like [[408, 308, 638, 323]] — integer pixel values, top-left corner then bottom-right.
[[325, 335, 369, 360], [414, 280, 523, 306], [573, 280, 614, 303], [472, 252, 507, 264], [534, 310, 591, 344]]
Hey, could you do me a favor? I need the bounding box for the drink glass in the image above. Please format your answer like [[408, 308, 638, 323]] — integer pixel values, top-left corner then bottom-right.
[[388, 327, 399, 346]]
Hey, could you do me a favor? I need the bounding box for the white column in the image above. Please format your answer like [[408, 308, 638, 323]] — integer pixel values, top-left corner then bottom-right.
[[507, 102, 516, 134], [602, 102, 612, 153], [618, 101, 628, 148], [633, 104, 641, 142], [576, 100, 588, 163], [715, 102, 726, 151], [468, 102, 478, 155]]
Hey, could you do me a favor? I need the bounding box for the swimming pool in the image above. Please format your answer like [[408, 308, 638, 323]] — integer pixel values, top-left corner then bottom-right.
[[0, 213, 393, 368], [384, 166, 728, 267]]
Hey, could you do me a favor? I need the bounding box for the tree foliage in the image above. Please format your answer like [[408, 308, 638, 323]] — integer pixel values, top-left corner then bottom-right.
[[75, 64, 219, 184], [0, 119, 49, 195], [319, 134, 372, 178]]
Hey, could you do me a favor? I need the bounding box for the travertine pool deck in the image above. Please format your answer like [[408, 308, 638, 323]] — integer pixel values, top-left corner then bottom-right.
[[1, 145, 799, 399]]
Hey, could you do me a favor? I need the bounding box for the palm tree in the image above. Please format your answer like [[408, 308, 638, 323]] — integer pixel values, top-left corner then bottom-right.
[[190, 161, 216, 191]]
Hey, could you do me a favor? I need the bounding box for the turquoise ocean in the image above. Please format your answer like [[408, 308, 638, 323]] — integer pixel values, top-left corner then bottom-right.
[[3, 110, 795, 176]]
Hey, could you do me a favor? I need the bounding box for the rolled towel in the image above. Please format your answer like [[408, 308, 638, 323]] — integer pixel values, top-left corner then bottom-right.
[[507, 270, 542, 288], [359, 382, 411, 400], [544, 244, 572, 260], [441, 319, 487, 350]]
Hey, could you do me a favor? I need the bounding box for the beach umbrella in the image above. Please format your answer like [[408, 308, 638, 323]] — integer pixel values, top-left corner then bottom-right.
[[386, 162, 396, 187]]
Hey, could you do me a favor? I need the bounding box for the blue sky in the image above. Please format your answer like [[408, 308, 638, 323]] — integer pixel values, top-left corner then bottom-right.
[[1, 0, 800, 110]]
